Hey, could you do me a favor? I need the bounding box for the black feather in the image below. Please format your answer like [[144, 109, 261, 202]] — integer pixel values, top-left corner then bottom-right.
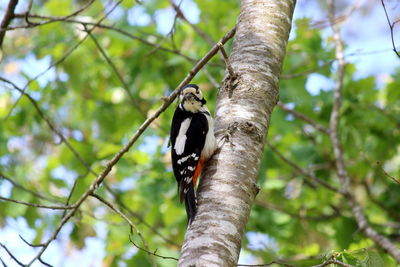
[[170, 104, 208, 224], [185, 185, 197, 224]]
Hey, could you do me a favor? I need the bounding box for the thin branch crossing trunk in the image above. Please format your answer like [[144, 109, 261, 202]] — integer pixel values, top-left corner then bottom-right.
[[178, 1, 296, 266]]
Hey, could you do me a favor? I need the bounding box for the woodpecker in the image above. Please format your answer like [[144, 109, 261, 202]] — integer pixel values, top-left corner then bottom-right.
[[170, 84, 217, 224]]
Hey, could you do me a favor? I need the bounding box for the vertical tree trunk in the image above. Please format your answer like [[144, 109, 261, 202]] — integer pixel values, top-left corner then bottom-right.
[[178, 1, 296, 266]]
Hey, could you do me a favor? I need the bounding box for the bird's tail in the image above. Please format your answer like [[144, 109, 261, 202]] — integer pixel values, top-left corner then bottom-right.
[[184, 185, 197, 225]]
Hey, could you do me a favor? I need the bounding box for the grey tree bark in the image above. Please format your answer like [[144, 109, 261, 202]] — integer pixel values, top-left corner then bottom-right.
[[178, 1, 296, 266]]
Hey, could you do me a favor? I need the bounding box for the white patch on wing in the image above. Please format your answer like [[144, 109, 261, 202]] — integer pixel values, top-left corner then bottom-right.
[[174, 118, 192, 155]]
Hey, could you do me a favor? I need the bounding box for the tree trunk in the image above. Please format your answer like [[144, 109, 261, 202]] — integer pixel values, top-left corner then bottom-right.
[[178, 0, 296, 266]]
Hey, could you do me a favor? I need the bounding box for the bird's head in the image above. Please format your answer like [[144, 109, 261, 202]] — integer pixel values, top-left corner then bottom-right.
[[179, 84, 207, 113]]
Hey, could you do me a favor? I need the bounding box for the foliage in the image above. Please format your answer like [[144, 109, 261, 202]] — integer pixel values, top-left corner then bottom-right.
[[0, 0, 399, 266]]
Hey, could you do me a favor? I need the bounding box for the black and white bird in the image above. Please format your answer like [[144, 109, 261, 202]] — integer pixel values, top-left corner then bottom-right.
[[170, 84, 217, 224]]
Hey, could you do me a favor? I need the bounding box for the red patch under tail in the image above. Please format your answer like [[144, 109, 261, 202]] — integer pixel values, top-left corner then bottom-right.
[[192, 160, 203, 189]]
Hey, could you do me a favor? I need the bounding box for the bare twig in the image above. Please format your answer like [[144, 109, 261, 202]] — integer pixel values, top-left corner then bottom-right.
[[91, 193, 157, 267], [8, 13, 224, 69], [61, 178, 80, 219], [0, 257, 6, 267], [0, 171, 60, 203], [311, 259, 355, 267], [169, 0, 227, 87], [84, 26, 146, 116], [381, 0, 400, 58], [128, 234, 179, 261], [23, 0, 34, 25], [349, 195, 400, 262], [281, 60, 334, 79], [5, 0, 115, 120], [8, 15, 222, 67], [266, 141, 339, 192], [11, 0, 95, 29], [0, 27, 171, 256], [238, 258, 355, 267], [37, 257, 52, 267], [327, 0, 349, 192], [4, 2, 139, 266], [18, 26, 236, 266], [328, 0, 400, 262], [311, 0, 364, 29], [202, 68, 220, 88], [255, 200, 340, 221], [1, 35, 170, 252], [376, 160, 400, 184], [0, 243, 25, 266], [277, 102, 330, 135], [217, 42, 236, 78], [0, 0, 19, 48], [103, 184, 181, 247], [19, 235, 44, 248], [170, 0, 234, 75], [1, 77, 96, 178], [170, 0, 214, 44], [0, 0, 94, 48], [145, 0, 182, 57], [281, 48, 393, 80], [237, 262, 295, 267], [85, 27, 168, 133], [0, 196, 74, 210], [363, 181, 400, 221]]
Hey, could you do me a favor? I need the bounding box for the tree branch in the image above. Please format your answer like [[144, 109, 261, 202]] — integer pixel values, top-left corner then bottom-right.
[[237, 261, 296, 267], [7, 26, 236, 266], [277, 102, 330, 135], [170, 0, 214, 45], [103, 184, 181, 248], [311, 259, 355, 267], [0, 0, 19, 48], [5, 0, 121, 119], [0, 171, 61, 203], [170, 0, 234, 73], [363, 181, 400, 221], [91, 193, 157, 267], [328, 0, 400, 262], [0, 77, 97, 177], [84, 26, 147, 116], [0, 196, 74, 210], [327, 0, 349, 192], [217, 42, 236, 78], [8, 0, 94, 28], [266, 141, 339, 192], [0, 243, 26, 266], [255, 200, 341, 221], [381, 0, 400, 58], [128, 235, 179, 262], [1, 24, 230, 261], [237, 258, 355, 267], [376, 160, 400, 184], [8, 15, 224, 68]]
